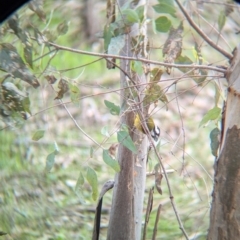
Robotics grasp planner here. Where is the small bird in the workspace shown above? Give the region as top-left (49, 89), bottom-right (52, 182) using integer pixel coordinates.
top-left (134, 114), bottom-right (160, 143)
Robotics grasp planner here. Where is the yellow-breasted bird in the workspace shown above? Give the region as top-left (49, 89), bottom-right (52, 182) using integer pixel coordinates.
top-left (134, 114), bottom-right (160, 143)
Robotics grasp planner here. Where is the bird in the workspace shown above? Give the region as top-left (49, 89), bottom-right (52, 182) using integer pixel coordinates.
top-left (134, 114), bottom-right (160, 143)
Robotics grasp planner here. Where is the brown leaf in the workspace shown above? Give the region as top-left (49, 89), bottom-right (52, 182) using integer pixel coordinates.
top-left (0, 43), bottom-right (40, 88)
top-left (163, 22), bottom-right (183, 74)
top-left (154, 163), bottom-right (163, 195)
top-left (28, 0), bottom-right (46, 21)
top-left (54, 79), bottom-right (69, 99)
top-left (108, 143), bottom-right (118, 157)
top-left (45, 75), bottom-right (57, 84)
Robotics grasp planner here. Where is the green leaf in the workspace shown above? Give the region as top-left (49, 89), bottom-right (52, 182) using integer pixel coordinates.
top-left (45, 151), bottom-right (56, 172)
top-left (75, 171), bottom-right (85, 203)
top-left (122, 9), bottom-right (139, 24)
top-left (131, 61), bottom-right (143, 75)
top-left (103, 149), bottom-right (120, 172)
top-left (175, 55), bottom-right (193, 73)
top-left (199, 107), bottom-right (221, 127)
top-left (32, 129), bottom-right (45, 141)
top-left (86, 167), bottom-right (98, 201)
top-left (155, 16), bottom-right (172, 32)
top-left (153, 3), bottom-right (176, 18)
top-left (218, 10), bottom-right (226, 31)
top-left (21, 96), bottom-right (31, 115)
top-left (75, 171), bottom-right (85, 191)
top-left (210, 128), bottom-right (220, 157)
top-left (136, 5), bottom-right (144, 22)
top-left (117, 130), bottom-right (137, 153)
top-left (104, 24), bottom-right (113, 51)
top-left (101, 126), bottom-right (110, 137)
top-left (104, 100), bottom-right (120, 115)
top-left (68, 83), bottom-right (80, 104)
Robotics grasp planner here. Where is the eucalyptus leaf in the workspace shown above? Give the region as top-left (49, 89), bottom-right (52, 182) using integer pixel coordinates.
top-left (199, 107), bottom-right (221, 127)
top-left (103, 149), bottom-right (120, 172)
top-left (86, 167), bottom-right (98, 201)
top-left (117, 130), bottom-right (137, 153)
top-left (32, 129), bottom-right (45, 141)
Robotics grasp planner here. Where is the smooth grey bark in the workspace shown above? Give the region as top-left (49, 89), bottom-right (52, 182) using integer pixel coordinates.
top-left (107, 0), bottom-right (147, 240)
top-left (207, 45), bottom-right (240, 239)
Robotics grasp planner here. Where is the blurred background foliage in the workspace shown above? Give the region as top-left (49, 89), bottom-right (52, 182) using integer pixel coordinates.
top-left (0, 0), bottom-right (239, 239)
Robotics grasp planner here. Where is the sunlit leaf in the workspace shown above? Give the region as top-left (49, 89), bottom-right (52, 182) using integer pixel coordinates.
top-left (199, 107), bottom-right (221, 127)
top-left (68, 83), bottom-right (80, 104)
top-left (101, 126), bottom-right (110, 137)
top-left (103, 149), bottom-right (120, 172)
top-left (32, 129), bottom-right (45, 141)
top-left (210, 128), bottom-right (220, 157)
top-left (86, 167), bottom-right (98, 201)
top-left (104, 100), bottom-right (120, 115)
top-left (155, 16), bottom-right (172, 33)
top-left (117, 130), bottom-right (137, 153)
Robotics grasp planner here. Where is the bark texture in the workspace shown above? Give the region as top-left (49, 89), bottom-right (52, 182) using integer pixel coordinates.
top-left (208, 45), bottom-right (240, 239)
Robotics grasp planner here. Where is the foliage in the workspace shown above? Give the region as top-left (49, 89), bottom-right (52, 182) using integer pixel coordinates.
top-left (0, 0), bottom-right (239, 239)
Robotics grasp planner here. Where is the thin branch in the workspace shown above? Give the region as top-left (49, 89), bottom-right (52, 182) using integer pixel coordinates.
top-left (59, 99), bottom-right (102, 148)
top-left (174, 84), bottom-right (186, 172)
top-left (145, 130), bottom-right (190, 239)
top-left (46, 41), bottom-right (227, 73)
top-left (142, 187), bottom-right (154, 240)
top-left (152, 204), bottom-right (162, 240)
top-left (175, 0), bottom-right (233, 60)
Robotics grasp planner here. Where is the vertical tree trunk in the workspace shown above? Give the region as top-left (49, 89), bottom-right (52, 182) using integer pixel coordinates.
top-left (208, 45), bottom-right (240, 239)
top-left (107, 0), bottom-right (147, 239)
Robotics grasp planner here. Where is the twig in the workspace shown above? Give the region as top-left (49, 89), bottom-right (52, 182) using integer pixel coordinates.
top-left (146, 169), bottom-right (175, 176)
top-left (174, 0), bottom-right (233, 60)
top-left (174, 84), bottom-right (186, 172)
top-left (59, 99), bottom-right (102, 148)
top-left (152, 204), bottom-right (162, 240)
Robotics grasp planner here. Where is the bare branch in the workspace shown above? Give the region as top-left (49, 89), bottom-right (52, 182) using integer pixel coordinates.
top-left (175, 0), bottom-right (233, 60)
top-left (46, 41), bottom-right (227, 73)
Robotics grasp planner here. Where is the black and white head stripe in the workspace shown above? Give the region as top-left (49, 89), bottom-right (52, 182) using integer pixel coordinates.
top-left (150, 126), bottom-right (160, 142)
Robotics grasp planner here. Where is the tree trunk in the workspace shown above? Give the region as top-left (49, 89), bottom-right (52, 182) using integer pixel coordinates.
top-left (207, 45), bottom-right (240, 239)
top-left (107, 0), bottom-right (147, 239)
